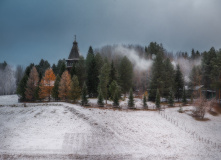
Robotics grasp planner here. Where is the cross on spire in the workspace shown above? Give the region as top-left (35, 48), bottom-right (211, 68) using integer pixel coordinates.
top-left (74, 35), bottom-right (76, 42)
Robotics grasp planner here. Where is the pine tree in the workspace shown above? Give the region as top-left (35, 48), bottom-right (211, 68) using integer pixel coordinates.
top-left (52, 64), bottom-right (57, 75)
top-left (70, 63), bottom-right (76, 78)
top-left (17, 63), bottom-right (34, 101)
top-left (75, 56), bottom-right (86, 88)
top-left (168, 88), bottom-right (174, 107)
top-left (201, 47), bottom-right (217, 89)
top-left (15, 65), bottom-right (24, 87)
top-left (36, 59), bottom-right (50, 80)
top-left (0, 61), bottom-right (7, 70)
top-left (17, 75), bottom-right (28, 101)
top-left (69, 75), bottom-right (81, 103)
top-left (148, 52), bottom-right (164, 101)
top-left (109, 80), bottom-right (118, 100)
top-left (128, 88), bottom-right (135, 109)
top-left (97, 88), bottom-right (104, 106)
top-left (109, 60), bottom-right (116, 84)
top-left (39, 68), bottom-right (56, 101)
top-left (95, 53), bottom-right (104, 74)
top-left (119, 56), bottom-right (133, 96)
top-left (52, 75), bottom-right (60, 101)
top-left (58, 70), bottom-right (71, 101)
top-left (189, 66), bottom-right (202, 89)
top-left (163, 58), bottom-right (175, 98)
top-left (174, 65), bottom-right (184, 102)
top-left (59, 61), bottom-right (66, 77)
top-left (81, 82), bottom-right (88, 106)
top-left (86, 46), bottom-right (98, 97)
top-left (155, 89), bottom-right (161, 110)
top-left (98, 63), bottom-right (110, 104)
top-left (113, 88), bottom-right (120, 107)
top-left (25, 66), bottom-right (39, 101)
top-left (143, 95), bottom-right (148, 109)
top-left (191, 49), bottom-right (196, 59)
top-left (182, 87), bottom-right (187, 105)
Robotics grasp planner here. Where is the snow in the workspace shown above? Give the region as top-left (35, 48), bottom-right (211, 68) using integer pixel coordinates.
top-left (0, 95), bottom-right (221, 159)
top-left (0, 95), bottom-right (19, 105)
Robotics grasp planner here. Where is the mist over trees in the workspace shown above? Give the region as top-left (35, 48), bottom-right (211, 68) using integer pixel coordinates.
top-left (0, 40), bottom-right (219, 106)
top-left (0, 64), bottom-right (16, 95)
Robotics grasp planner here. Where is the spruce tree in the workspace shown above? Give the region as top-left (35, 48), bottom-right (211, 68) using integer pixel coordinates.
top-left (70, 63), bottom-right (76, 78)
top-left (143, 95), bottom-right (148, 109)
top-left (119, 56), bottom-right (133, 96)
top-left (148, 52), bottom-right (165, 101)
top-left (95, 53), bottom-right (104, 74)
top-left (163, 58), bottom-right (175, 98)
top-left (182, 87), bottom-right (187, 105)
top-left (17, 63), bottom-right (34, 101)
top-left (168, 88), bottom-right (174, 107)
top-left (109, 80), bottom-right (118, 100)
top-left (81, 82), bottom-right (88, 106)
top-left (52, 75), bottom-right (60, 101)
top-left (36, 59), bottom-right (50, 80)
top-left (59, 61), bottom-right (66, 77)
top-left (69, 75), bottom-right (81, 103)
top-left (191, 49), bottom-right (196, 59)
top-left (128, 88), bottom-right (135, 109)
top-left (113, 88), bottom-right (120, 107)
top-left (98, 63), bottom-right (110, 104)
top-left (86, 46), bottom-right (98, 97)
top-left (201, 47), bottom-right (217, 89)
top-left (17, 75), bottom-right (28, 101)
top-left (52, 64), bottom-right (57, 76)
top-left (189, 66), bottom-right (201, 89)
top-left (109, 60), bottom-right (116, 84)
top-left (97, 88), bottom-right (104, 106)
top-left (75, 56), bottom-right (86, 88)
top-left (155, 89), bottom-right (161, 110)
top-left (174, 65), bottom-right (184, 102)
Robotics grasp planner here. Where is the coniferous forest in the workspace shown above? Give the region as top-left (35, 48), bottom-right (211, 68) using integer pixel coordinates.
top-left (1, 42), bottom-right (220, 108)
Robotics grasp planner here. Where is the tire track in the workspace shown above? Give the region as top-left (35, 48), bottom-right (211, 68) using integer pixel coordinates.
top-left (62, 105), bottom-right (132, 157)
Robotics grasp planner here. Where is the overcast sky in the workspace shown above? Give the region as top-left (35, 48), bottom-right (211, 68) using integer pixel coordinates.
top-left (0, 0), bottom-right (221, 67)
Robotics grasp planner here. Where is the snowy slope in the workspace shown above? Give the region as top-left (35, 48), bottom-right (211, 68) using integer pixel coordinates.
top-left (0, 95), bottom-right (221, 159)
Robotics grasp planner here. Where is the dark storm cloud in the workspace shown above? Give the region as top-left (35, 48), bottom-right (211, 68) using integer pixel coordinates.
top-left (0, 0), bottom-right (220, 66)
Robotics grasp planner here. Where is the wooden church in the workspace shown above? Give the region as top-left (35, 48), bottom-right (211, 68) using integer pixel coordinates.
top-left (66, 36), bottom-right (80, 71)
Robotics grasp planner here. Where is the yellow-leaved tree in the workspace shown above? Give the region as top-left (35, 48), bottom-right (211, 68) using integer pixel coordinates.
top-left (39, 68), bottom-right (56, 101)
top-left (25, 66), bottom-right (39, 101)
top-left (59, 70), bottom-right (71, 101)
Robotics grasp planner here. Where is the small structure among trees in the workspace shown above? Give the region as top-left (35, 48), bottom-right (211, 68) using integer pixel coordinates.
top-left (66, 35), bottom-right (80, 71)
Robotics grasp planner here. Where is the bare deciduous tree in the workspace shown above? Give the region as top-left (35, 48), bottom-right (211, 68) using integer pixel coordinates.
top-left (193, 96), bottom-right (215, 119)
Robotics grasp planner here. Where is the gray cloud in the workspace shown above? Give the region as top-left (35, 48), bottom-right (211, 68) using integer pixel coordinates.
top-left (0, 0), bottom-right (220, 66)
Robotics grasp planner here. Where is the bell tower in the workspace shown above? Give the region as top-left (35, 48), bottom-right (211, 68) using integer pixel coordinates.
top-left (66, 35), bottom-right (80, 70)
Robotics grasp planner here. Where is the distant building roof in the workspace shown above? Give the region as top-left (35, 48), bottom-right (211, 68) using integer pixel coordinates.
top-left (68, 36), bottom-right (80, 60)
top-left (193, 85), bottom-right (204, 90)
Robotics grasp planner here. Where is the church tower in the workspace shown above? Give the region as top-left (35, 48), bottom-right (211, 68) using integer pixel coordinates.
top-left (66, 35), bottom-right (80, 70)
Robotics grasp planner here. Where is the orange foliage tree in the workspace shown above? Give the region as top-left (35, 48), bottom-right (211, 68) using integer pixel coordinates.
top-left (59, 70), bottom-right (71, 101)
top-left (25, 66), bottom-right (39, 101)
top-left (39, 68), bottom-right (56, 101)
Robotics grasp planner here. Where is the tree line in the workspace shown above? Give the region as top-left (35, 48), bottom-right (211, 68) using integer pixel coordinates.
top-left (2, 42), bottom-right (221, 106)
top-left (16, 46), bottom-right (133, 104)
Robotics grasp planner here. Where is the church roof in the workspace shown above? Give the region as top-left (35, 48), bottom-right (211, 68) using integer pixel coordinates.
top-left (68, 36), bottom-right (80, 60)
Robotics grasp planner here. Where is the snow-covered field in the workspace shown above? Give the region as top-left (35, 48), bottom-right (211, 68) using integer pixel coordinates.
top-left (0, 95), bottom-right (221, 159)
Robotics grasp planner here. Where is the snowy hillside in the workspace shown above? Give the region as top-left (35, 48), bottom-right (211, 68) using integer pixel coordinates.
top-left (0, 95), bottom-right (221, 159)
